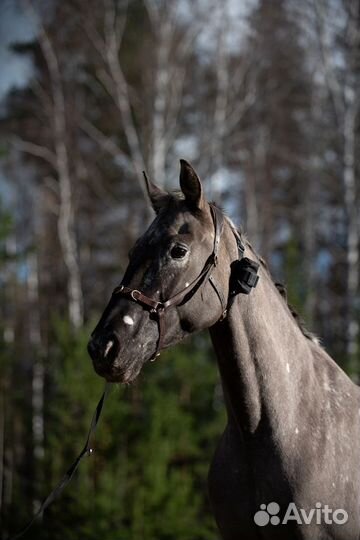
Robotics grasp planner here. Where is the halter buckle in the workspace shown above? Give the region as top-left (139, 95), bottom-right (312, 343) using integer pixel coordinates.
top-left (150, 301), bottom-right (164, 313)
top-left (130, 289), bottom-right (141, 301)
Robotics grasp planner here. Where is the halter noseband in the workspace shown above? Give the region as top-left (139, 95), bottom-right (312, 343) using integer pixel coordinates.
top-left (112, 204), bottom-right (259, 361)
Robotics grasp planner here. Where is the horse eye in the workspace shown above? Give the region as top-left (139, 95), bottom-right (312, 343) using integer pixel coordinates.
top-left (170, 245), bottom-right (188, 259)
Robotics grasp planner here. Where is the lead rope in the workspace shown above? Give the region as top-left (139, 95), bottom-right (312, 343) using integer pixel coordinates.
top-left (8, 382), bottom-right (111, 540)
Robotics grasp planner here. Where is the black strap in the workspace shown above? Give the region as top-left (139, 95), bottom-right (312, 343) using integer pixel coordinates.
top-left (113, 203), bottom-right (225, 360)
top-left (8, 383), bottom-right (111, 540)
top-left (235, 234), bottom-right (245, 259)
top-left (209, 275), bottom-right (227, 319)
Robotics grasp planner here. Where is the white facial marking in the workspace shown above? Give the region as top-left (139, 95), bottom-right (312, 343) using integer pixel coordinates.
top-left (123, 315), bottom-right (134, 326)
top-left (295, 427), bottom-right (299, 435)
top-left (286, 363), bottom-right (290, 373)
top-left (185, 282), bottom-right (189, 287)
top-left (104, 340), bottom-right (114, 357)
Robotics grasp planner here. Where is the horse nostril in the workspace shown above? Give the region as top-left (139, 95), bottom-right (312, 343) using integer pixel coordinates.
top-left (104, 339), bottom-right (114, 358)
top-left (87, 333), bottom-right (120, 363)
top-left (103, 333), bottom-right (120, 362)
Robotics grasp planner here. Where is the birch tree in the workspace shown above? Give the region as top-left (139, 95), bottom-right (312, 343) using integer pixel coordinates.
top-left (12, 3), bottom-right (84, 329)
top-left (312, 0), bottom-right (360, 371)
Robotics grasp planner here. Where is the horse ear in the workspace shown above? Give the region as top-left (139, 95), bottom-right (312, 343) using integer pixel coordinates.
top-left (179, 159), bottom-right (205, 210)
top-left (143, 171), bottom-right (168, 213)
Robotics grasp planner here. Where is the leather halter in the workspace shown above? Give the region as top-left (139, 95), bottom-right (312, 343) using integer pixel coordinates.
top-left (112, 204), bottom-right (226, 360)
top-left (8, 206), bottom-right (259, 540)
top-left (112, 203), bottom-right (259, 362)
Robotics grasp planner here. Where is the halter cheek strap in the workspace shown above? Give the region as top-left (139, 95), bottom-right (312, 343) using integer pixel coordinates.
top-left (113, 204), bottom-right (259, 361)
top-left (113, 205), bottom-right (224, 360)
top-left (7, 210), bottom-right (259, 540)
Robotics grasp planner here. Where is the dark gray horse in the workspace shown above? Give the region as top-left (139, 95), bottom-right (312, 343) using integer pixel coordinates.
top-left (88, 160), bottom-right (360, 540)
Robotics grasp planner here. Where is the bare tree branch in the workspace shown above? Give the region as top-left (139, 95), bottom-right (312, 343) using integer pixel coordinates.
top-left (26, 0), bottom-right (84, 328)
top-left (79, 117), bottom-right (133, 173)
top-left (10, 137), bottom-right (56, 167)
top-left (312, 0), bottom-right (344, 126)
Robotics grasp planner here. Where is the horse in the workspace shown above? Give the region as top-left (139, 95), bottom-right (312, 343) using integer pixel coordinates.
top-left (88, 159), bottom-right (360, 539)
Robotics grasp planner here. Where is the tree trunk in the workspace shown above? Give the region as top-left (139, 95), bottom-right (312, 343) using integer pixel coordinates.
top-left (209, 0), bottom-right (229, 200)
top-left (38, 23), bottom-right (84, 328)
top-left (343, 85), bottom-right (359, 373)
top-left (27, 253), bottom-right (45, 515)
top-left (0, 391), bottom-right (4, 514)
top-left (151, 17), bottom-right (172, 187)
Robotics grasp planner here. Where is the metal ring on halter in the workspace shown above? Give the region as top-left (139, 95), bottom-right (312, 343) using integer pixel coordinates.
top-left (130, 289), bottom-right (141, 301)
top-left (112, 204), bottom-right (228, 361)
top-left (113, 285), bottom-right (124, 295)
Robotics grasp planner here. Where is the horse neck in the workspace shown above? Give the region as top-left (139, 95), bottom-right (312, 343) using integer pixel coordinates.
top-left (209, 236), bottom-right (315, 438)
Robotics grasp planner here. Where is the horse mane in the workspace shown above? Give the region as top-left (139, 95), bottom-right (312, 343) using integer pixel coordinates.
top-left (222, 212), bottom-right (320, 346)
top-left (164, 195), bottom-right (319, 345)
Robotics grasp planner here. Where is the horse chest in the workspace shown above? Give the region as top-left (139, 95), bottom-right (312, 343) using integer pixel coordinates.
top-left (207, 423), bottom-right (360, 540)
top-left (208, 425), bottom-right (297, 539)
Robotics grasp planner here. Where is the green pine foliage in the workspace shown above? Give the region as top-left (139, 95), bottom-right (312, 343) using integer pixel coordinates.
top-left (37, 321), bottom-right (225, 540)
top-left (0, 199), bottom-right (12, 263)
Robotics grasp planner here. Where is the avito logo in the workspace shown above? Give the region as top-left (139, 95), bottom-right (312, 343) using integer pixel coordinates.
top-left (254, 502), bottom-right (348, 526)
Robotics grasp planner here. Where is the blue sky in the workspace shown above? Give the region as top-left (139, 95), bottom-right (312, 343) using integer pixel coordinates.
top-left (0, 0), bottom-right (38, 204)
top-left (0, 0), bottom-right (37, 101)
top-left (0, 0), bottom-right (254, 102)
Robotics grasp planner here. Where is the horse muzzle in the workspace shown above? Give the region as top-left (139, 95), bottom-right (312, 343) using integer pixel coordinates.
top-left (88, 331), bottom-right (121, 375)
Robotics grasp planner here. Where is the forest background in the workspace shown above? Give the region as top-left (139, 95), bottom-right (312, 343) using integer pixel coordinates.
top-left (0, 0), bottom-right (359, 538)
